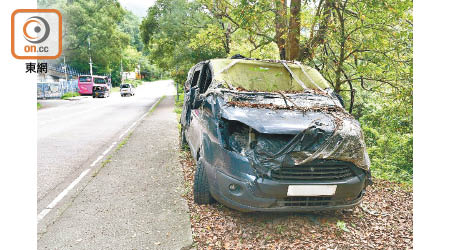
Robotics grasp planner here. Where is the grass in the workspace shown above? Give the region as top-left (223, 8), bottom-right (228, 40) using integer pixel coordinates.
top-left (174, 85), bottom-right (184, 139)
top-left (37, 102), bottom-right (42, 110)
top-left (111, 87), bottom-right (120, 93)
top-left (175, 92), bottom-right (184, 115)
top-left (149, 96), bottom-right (166, 114)
top-left (61, 92), bottom-right (80, 100)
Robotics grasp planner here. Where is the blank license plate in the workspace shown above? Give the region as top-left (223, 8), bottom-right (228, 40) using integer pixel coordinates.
top-left (287, 185), bottom-right (337, 196)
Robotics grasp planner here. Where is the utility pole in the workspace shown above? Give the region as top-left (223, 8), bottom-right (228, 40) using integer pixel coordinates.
top-left (120, 58), bottom-right (123, 84)
top-left (63, 56), bottom-right (70, 96)
top-left (88, 37), bottom-right (93, 76)
top-left (63, 56), bottom-right (68, 82)
top-left (176, 65), bottom-right (179, 101)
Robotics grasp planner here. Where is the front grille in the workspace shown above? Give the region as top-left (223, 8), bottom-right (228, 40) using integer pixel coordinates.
top-left (271, 160), bottom-right (355, 181)
top-left (280, 196), bottom-right (332, 207)
top-left (276, 191), bottom-right (364, 208)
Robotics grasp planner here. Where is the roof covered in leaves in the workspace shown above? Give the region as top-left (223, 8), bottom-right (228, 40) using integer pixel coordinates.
top-left (209, 59), bottom-right (330, 92)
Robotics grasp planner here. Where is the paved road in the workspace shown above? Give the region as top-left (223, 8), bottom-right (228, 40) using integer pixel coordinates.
top-left (38, 96), bottom-right (192, 250)
top-left (37, 80), bottom-right (175, 216)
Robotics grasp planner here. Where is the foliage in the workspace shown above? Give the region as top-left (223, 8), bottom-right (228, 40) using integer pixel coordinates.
top-left (140, 0), bottom-right (226, 84)
top-left (61, 91), bottom-right (80, 99)
top-left (119, 10), bottom-right (144, 52)
top-left (59, 0), bottom-right (129, 74)
top-left (123, 79), bottom-right (143, 87)
top-left (175, 92), bottom-right (185, 115)
top-left (336, 220), bottom-right (350, 233)
top-left (38, 0), bottom-right (159, 86)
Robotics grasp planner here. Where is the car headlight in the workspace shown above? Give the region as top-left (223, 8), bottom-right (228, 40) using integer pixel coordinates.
top-left (220, 119), bottom-right (255, 155)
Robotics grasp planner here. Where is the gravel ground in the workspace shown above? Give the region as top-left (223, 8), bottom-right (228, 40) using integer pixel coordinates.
top-left (179, 150), bottom-right (413, 249)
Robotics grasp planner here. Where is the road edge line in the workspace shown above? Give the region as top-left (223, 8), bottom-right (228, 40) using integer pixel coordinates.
top-left (37, 95), bottom-right (165, 224)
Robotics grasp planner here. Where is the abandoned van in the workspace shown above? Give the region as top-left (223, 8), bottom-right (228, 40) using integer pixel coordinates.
top-left (181, 58), bottom-right (372, 212)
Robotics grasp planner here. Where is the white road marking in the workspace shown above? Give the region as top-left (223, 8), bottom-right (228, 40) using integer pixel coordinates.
top-left (47, 169), bottom-right (91, 209)
top-left (37, 209), bottom-right (51, 222)
top-left (37, 97), bottom-right (162, 224)
top-left (102, 142), bottom-right (117, 156)
top-left (89, 155), bottom-right (104, 167)
top-left (37, 168), bottom-right (90, 223)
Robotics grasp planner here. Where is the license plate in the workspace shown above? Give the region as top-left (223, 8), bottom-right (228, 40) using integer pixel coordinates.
top-left (287, 185), bottom-right (337, 196)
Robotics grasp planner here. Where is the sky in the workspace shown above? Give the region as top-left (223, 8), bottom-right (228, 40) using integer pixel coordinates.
top-left (118, 0), bottom-right (156, 18)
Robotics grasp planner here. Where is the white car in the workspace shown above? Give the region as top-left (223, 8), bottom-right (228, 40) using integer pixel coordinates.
top-left (120, 83), bottom-right (135, 97)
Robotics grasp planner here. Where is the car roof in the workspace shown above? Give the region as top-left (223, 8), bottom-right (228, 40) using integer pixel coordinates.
top-left (208, 58), bottom-right (330, 91)
top-left (79, 75), bottom-right (106, 78)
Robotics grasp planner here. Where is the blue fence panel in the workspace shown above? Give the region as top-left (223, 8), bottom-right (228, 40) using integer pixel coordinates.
top-left (37, 80), bottom-right (79, 99)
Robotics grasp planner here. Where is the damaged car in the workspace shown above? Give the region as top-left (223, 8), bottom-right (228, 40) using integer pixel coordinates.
top-left (181, 58), bottom-right (372, 212)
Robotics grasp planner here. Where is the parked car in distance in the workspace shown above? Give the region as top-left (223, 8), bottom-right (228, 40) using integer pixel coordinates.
top-left (120, 83), bottom-right (135, 97)
top-left (181, 57), bottom-right (372, 212)
top-left (92, 76), bottom-right (110, 98)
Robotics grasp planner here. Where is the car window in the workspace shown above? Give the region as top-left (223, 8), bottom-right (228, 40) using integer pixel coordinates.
top-left (121, 84), bottom-right (130, 88)
top-left (199, 65), bottom-right (212, 94)
top-left (191, 70), bottom-right (200, 88)
top-left (79, 76), bottom-right (91, 82)
top-left (94, 78), bottom-right (106, 84)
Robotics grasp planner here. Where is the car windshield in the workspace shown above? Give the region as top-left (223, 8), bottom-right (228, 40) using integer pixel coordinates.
top-left (121, 84), bottom-right (130, 88)
top-left (94, 78), bottom-right (106, 84)
top-left (79, 76), bottom-right (91, 82)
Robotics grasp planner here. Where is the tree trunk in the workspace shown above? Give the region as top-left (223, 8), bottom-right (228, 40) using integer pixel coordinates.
top-left (287, 0), bottom-right (301, 60)
top-left (297, 0), bottom-right (332, 62)
top-left (274, 0), bottom-right (287, 60)
top-left (221, 22), bottom-right (231, 54)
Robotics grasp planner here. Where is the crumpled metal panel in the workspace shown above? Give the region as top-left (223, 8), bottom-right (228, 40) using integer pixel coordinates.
top-left (221, 106), bottom-right (335, 135)
top-left (203, 84), bottom-right (370, 174)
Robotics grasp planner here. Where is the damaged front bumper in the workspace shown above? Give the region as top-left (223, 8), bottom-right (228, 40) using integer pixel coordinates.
top-left (202, 145), bottom-right (369, 212)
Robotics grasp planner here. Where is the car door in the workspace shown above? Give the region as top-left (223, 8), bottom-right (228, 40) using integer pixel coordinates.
top-left (185, 65), bottom-right (201, 151)
top-left (184, 64), bottom-right (207, 157)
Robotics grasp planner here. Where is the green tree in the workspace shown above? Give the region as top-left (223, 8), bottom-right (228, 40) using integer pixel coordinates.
top-left (120, 10), bottom-right (144, 52)
top-left (140, 0), bottom-right (226, 83)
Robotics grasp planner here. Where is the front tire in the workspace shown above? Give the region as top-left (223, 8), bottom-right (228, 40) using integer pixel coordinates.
top-left (180, 126), bottom-right (188, 148)
top-left (193, 160), bottom-right (214, 205)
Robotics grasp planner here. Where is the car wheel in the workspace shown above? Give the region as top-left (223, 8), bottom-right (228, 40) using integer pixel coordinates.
top-left (180, 126), bottom-right (188, 148)
top-left (193, 160), bottom-right (214, 205)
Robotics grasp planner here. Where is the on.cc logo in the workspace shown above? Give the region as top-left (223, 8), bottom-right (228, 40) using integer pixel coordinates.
top-left (23, 16), bottom-right (50, 44)
top-left (11, 9), bottom-right (62, 59)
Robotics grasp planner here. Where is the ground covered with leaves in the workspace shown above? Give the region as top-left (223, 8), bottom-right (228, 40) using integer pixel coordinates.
top-left (179, 151), bottom-right (412, 249)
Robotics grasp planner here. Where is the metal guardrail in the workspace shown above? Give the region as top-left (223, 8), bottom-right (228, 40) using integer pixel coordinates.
top-left (37, 80), bottom-right (79, 99)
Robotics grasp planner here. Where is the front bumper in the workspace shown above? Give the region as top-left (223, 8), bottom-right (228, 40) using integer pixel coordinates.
top-left (202, 149), bottom-right (368, 212)
top-left (93, 91), bottom-right (107, 97)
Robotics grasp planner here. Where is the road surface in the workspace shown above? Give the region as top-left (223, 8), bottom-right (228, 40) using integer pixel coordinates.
top-left (37, 80), bottom-right (175, 219)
